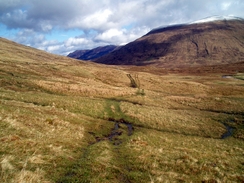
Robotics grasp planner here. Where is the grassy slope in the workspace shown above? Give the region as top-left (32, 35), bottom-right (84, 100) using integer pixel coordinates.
top-left (0, 37), bottom-right (244, 182)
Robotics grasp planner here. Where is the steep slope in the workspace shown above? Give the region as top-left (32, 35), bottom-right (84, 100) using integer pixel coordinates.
top-left (67, 45), bottom-right (118, 60)
top-left (95, 18), bottom-right (244, 67)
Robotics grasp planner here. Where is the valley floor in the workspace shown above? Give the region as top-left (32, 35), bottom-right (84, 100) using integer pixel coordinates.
top-left (0, 50), bottom-right (244, 182)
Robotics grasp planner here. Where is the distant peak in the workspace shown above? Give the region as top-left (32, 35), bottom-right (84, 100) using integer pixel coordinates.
top-left (190, 15), bottom-right (244, 24)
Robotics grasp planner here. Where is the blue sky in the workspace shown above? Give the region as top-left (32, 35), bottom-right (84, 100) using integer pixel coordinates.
top-left (0, 0), bottom-right (244, 55)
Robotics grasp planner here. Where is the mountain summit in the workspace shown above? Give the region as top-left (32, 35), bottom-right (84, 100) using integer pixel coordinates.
top-left (189, 15), bottom-right (243, 24)
top-left (94, 18), bottom-right (244, 68)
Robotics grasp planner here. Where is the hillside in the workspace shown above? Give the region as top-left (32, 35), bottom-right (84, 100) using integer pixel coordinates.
top-left (0, 37), bottom-right (244, 182)
top-left (95, 19), bottom-right (244, 68)
top-left (67, 45), bottom-right (118, 60)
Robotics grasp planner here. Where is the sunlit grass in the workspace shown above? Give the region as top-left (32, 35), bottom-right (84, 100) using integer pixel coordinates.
top-left (124, 129), bottom-right (244, 182)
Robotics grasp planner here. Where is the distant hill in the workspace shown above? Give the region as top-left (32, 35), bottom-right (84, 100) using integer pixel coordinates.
top-left (67, 45), bottom-right (118, 60)
top-left (94, 17), bottom-right (244, 68)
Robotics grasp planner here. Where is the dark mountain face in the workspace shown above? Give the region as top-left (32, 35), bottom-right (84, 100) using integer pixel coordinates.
top-left (94, 19), bottom-right (244, 68)
top-left (67, 45), bottom-right (117, 60)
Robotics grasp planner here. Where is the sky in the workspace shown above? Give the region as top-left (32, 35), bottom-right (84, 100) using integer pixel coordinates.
top-left (0, 0), bottom-right (244, 56)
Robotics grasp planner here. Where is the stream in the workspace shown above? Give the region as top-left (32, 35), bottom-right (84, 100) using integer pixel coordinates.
top-left (107, 118), bottom-right (133, 145)
top-left (90, 118), bottom-right (134, 145)
top-left (90, 115), bottom-right (234, 141)
top-left (221, 123), bottom-right (234, 139)
top-left (108, 118), bottom-right (133, 136)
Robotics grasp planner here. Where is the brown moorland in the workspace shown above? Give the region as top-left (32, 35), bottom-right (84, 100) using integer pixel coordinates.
top-left (0, 37), bottom-right (244, 182)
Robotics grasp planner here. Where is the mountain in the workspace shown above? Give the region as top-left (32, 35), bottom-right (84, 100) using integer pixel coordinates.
top-left (67, 45), bottom-right (118, 60)
top-left (94, 17), bottom-right (244, 68)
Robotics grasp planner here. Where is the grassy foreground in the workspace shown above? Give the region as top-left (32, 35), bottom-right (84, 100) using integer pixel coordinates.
top-left (0, 38), bottom-right (244, 182)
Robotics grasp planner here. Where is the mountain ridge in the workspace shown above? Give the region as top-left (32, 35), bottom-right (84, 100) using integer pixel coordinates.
top-left (94, 18), bottom-right (244, 67)
top-left (67, 45), bottom-right (118, 60)
top-left (149, 15), bottom-right (244, 33)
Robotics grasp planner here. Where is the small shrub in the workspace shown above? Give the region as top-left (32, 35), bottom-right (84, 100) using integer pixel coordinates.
top-left (126, 74), bottom-right (140, 88)
top-left (126, 74), bottom-right (145, 95)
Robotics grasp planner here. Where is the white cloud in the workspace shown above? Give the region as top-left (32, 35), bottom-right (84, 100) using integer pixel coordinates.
top-left (95, 28), bottom-right (125, 43)
top-left (14, 29), bottom-right (45, 45)
top-left (94, 26), bottom-right (150, 45)
top-left (39, 21), bottom-right (53, 32)
top-left (83, 9), bottom-right (113, 29)
top-left (65, 37), bottom-right (89, 47)
top-left (67, 9), bottom-right (115, 30)
top-left (47, 45), bottom-right (62, 52)
top-left (221, 2), bottom-right (232, 10)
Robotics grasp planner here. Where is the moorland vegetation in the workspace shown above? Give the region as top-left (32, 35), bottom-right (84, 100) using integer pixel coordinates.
top-left (0, 37), bottom-right (244, 182)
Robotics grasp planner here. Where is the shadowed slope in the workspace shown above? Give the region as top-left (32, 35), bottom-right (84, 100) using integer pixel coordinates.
top-left (68, 45), bottom-right (118, 60)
